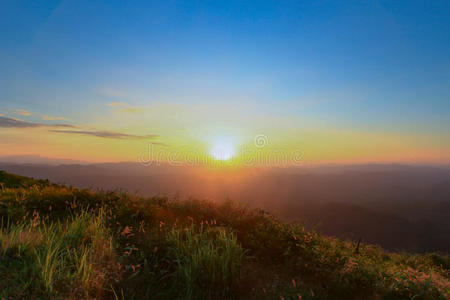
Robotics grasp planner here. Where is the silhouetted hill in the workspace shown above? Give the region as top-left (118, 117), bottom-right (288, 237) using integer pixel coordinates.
top-left (0, 162), bottom-right (449, 253)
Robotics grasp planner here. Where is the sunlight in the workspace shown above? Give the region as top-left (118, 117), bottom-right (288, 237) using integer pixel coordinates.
top-left (209, 136), bottom-right (236, 160)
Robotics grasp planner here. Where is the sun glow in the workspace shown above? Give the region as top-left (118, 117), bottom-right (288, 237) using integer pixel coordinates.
top-left (209, 136), bottom-right (236, 160)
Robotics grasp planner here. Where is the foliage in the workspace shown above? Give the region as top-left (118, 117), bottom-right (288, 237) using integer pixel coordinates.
top-left (0, 171), bottom-right (448, 299)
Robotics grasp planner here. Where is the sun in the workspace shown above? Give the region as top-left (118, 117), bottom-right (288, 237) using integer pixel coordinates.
top-left (209, 136), bottom-right (236, 160)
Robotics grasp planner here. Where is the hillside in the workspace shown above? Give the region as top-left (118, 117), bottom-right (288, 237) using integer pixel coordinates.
top-left (2, 162), bottom-right (450, 253)
top-left (0, 170), bottom-right (448, 299)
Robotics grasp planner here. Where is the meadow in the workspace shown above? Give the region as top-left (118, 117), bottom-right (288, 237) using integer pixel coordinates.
top-left (0, 170), bottom-right (448, 299)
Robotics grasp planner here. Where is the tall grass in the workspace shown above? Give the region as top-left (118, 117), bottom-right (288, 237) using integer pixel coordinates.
top-left (0, 172), bottom-right (448, 299)
top-left (167, 224), bottom-right (246, 299)
top-left (0, 209), bottom-right (116, 299)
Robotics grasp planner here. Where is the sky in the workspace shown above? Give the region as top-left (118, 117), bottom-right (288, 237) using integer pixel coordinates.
top-left (0, 0), bottom-right (449, 165)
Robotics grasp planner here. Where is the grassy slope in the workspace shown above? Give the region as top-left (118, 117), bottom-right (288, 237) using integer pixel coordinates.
top-left (0, 170), bottom-right (448, 299)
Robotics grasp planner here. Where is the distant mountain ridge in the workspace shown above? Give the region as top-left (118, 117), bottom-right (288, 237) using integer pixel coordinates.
top-left (0, 155), bottom-right (90, 165)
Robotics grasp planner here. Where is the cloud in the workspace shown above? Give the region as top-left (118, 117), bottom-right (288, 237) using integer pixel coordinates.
top-left (0, 116), bottom-right (74, 128)
top-left (107, 102), bottom-right (129, 107)
top-left (50, 129), bottom-right (159, 140)
top-left (118, 107), bottom-right (148, 113)
top-left (1, 116), bottom-right (161, 142)
top-left (107, 102), bottom-right (147, 113)
top-left (11, 109), bottom-right (32, 116)
top-left (42, 114), bottom-right (67, 121)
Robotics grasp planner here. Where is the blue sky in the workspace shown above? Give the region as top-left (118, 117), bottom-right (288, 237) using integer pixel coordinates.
top-left (0, 1), bottom-right (449, 163)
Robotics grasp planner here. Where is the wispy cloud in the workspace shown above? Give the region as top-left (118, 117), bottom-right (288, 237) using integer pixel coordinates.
top-left (50, 129), bottom-right (159, 140)
top-left (11, 109), bottom-right (32, 116)
top-left (107, 102), bottom-right (147, 113)
top-left (118, 107), bottom-right (148, 113)
top-left (0, 116), bottom-right (74, 128)
top-left (42, 114), bottom-right (67, 121)
top-left (107, 102), bottom-right (129, 107)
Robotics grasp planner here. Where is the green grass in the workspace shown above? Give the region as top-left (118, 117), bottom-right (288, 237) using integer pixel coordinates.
top-left (167, 224), bottom-right (245, 299)
top-left (0, 171), bottom-right (448, 299)
top-left (0, 209), bottom-right (115, 298)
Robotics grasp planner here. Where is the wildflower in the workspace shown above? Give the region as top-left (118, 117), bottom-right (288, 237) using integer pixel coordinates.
top-left (304, 235), bottom-right (312, 243)
top-left (31, 210), bottom-right (40, 227)
top-left (121, 226), bottom-right (132, 236)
